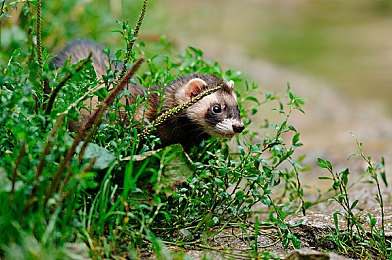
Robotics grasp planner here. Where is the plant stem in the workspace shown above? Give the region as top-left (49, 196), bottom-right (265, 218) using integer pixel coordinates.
top-left (118, 0), bottom-right (148, 81)
top-left (36, 0), bottom-right (43, 87)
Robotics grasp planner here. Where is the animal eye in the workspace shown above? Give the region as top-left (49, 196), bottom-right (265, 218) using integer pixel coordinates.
top-left (212, 105), bottom-right (222, 113)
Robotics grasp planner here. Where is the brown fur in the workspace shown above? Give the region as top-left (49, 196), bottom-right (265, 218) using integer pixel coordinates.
top-left (52, 40), bottom-right (244, 150)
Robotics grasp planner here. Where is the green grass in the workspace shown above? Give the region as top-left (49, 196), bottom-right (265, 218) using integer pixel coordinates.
top-left (0, 0), bottom-right (391, 259)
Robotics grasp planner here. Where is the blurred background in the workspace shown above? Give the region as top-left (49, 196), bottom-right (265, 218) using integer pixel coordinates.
top-left (140, 0), bottom-right (392, 181)
top-left (2, 0), bottom-right (392, 185)
top-left (146, 0), bottom-right (392, 108)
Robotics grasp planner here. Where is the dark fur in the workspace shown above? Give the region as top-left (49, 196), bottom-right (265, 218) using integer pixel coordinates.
top-left (53, 40), bottom-right (109, 77)
top-left (53, 40), bottom-right (244, 150)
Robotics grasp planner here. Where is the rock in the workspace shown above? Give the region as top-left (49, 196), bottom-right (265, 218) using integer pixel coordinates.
top-left (284, 248), bottom-right (347, 260)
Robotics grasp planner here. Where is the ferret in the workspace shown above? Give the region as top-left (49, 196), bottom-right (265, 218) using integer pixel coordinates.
top-left (52, 40), bottom-right (244, 150)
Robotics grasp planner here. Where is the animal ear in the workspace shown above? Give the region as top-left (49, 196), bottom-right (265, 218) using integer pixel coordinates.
top-left (184, 78), bottom-right (208, 99)
top-left (226, 80), bottom-right (234, 90)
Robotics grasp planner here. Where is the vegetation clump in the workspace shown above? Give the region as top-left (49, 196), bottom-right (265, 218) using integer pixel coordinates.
top-left (0, 0), bottom-right (390, 259)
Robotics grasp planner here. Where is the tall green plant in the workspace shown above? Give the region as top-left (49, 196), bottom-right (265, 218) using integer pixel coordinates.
top-left (318, 134), bottom-right (390, 259)
top-left (0, 0), bottom-right (314, 258)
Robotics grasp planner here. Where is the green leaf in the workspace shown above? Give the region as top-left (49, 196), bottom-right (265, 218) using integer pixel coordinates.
top-left (76, 142), bottom-right (116, 170)
top-left (80, 171), bottom-right (98, 189)
top-left (179, 228), bottom-right (194, 240)
top-left (380, 158), bottom-right (388, 187)
top-left (235, 190), bottom-right (245, 201)
top-left (265, 92), bottom-right (271, 99)
top-left (317, 158), bottom-right (327, 168)
top-left (369, 216), bottom-right (377, 227)
top-left (153, 144), bottom-right (194, 197)
top-left (350, 199), bottom-right (359, 210)
top-left (208, 216), bottom-right (219, 227)
top-left (341, 168), bottom-right (350, 186)
top-left (292, 132), bottom-right (300, 145)
top-left (0, 167), bottom-right (22, 192)
top-left (288, 125), bottom-right (297, 132)
top-left (290, 233), bottom-right (301, 249)
top-left (245, 96), bottom-right (260, 104)
top-left (317, 158), bottom-right (332, 171)
top-left (332, 179), bottom-right (340, 190)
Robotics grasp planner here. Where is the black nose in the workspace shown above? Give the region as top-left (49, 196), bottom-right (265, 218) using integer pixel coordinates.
top-left (233, 123), bottom-right (245, 133)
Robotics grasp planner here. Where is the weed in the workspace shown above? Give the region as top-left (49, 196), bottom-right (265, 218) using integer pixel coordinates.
top-left (1, 2), bottom-right (304, 256)
top-left (318, 133), bottom-right (391, 259)
top-left (3, 0), bottom-right (390, 259)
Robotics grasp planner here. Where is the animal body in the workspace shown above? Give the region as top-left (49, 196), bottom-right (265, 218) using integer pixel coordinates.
top-left (52, 40), bottom-right (244, 150)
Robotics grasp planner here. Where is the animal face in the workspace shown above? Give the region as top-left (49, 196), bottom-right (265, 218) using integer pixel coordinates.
top-left (180, 76), bottom-right (245, 138)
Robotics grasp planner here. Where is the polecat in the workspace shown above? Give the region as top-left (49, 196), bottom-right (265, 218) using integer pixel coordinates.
top-left (52, 40), bottom-right (244, 150)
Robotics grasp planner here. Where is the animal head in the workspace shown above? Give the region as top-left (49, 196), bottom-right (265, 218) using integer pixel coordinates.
top-left (171, 74), bottom-right (245, 139)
